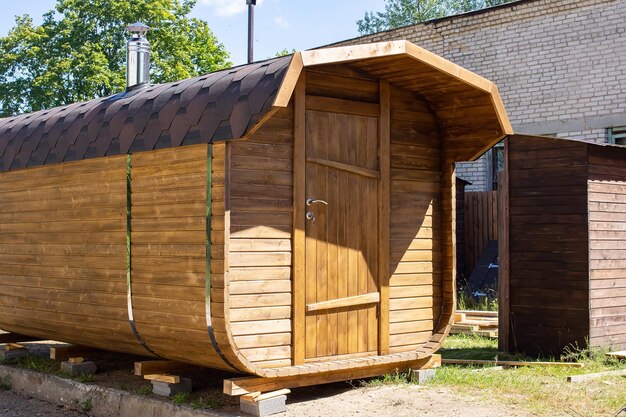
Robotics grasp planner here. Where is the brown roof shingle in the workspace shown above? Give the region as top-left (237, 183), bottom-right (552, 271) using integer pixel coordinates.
top-left (0, 55), bottom-right (292, 172)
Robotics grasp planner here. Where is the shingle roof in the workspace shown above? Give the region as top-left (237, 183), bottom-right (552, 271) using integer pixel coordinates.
top-left (0, 55), bottom-right (293, 172)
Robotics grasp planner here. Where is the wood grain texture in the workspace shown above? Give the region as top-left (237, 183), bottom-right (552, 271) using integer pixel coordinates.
top-left (387, 86), bottom-right (442, 353)
top-left (228, 105), bottom-right (295, 367)
top-left (0, 156), bottom-right (146, 356)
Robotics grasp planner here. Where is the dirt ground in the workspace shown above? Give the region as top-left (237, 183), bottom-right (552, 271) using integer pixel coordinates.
top-left (282, 383), bottom-right (532, 417)
top-left (0, 338), bottom-right (536, 417)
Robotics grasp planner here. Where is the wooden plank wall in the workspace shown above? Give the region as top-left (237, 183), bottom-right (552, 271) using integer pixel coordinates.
top-left (0, 156), bottom-right (145, 355)
top-left (464, 191), bottom-right (498, 275)
top-left (507, 137), bottom-right (589, 354)
top-left (587, 146), bottom-right (626, 350)
top-left (130, 144), bottom-right (228, 369)
top-left (388, 87), bottom-right (442, 354)
top-left (228, 105), bottom-right (295, 369)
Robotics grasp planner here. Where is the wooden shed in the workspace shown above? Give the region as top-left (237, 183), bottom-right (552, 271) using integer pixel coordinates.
top-left (0, 41), bottom-right (511, 391)
top-left (499, 134), bottom-right (626, 355)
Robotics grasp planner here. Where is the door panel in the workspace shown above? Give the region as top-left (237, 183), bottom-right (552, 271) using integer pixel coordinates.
top-left (304, 109), bottom-right (380, 360)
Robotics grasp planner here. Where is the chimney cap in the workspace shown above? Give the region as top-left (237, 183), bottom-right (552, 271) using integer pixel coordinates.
top-left (125, 22), bottom-right (151, 35)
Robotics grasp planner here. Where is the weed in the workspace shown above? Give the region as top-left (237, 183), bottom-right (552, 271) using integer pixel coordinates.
top-left (70, 397), bottom-right (93, 414)
top-left (457, 290), bottom-right (498, 311)
top-left (76, 373), bottom-right (95, 383)
top-left (0, 375), bottom-right (11, 390)
top-left (16, 355), bottom-right (59, 374)
top-left (80, 398), bottom-right (93, 413)
top-left (133, 385), bottom-right (152, 395)
top-left (172, 392), bottom-right (191, 405)
top-left (189, 391), bottom-right (226, 410)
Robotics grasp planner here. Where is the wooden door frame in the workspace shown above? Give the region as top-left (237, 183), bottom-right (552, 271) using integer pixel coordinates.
top-left (292, 75), bottom-right (390, 365)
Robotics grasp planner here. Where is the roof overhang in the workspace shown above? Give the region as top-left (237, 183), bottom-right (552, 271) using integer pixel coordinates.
top-left (272, 41), bottom-right (513, 162)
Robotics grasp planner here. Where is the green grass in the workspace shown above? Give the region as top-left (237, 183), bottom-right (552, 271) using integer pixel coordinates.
top-left (370, 334), bottom-right (626, 416)
top-left (75, 373), bottom-right (95, 383)
top-left (456, 290), bottom-right (498, 311)
top-left (169, 389), bottom-right (226, 410)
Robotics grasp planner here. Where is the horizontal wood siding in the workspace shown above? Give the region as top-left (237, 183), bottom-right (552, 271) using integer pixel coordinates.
top-left (507, 137), bottom-right (589, 355)
top-left (0, 157), bottom-right (146, 355)
top-left (229, 105), bottom-right (294, 368)
top-left (587, 146), bottom-right (626, 350)
top-left (130, 144), bottom-right (229, 369)
top-left (388, 86), bottom-right (442, 353)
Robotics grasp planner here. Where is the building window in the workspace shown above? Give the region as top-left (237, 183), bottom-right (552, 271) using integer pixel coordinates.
top-left (608, 126), bottom-right (626, 145)
top-left (491, 141), bottom-right (505, 190)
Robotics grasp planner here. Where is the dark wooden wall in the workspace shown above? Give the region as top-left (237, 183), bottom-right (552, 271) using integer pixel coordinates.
top-left (507, 136), bottom-right (589, 355)
top-left (587, 146), bottom-right (626, 350)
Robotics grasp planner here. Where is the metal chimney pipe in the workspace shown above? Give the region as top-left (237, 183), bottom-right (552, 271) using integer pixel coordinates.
top-left (125, 22), bottom-right (152, 90)
top-left (247, 0), bottom-right (256, 63)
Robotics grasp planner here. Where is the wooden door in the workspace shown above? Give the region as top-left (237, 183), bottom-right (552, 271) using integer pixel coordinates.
top-left (304, 110), bottom-right (380, 361)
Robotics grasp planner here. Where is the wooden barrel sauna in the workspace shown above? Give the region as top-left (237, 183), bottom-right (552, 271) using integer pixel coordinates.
top-left (0, 41), bottom-right (512, 380)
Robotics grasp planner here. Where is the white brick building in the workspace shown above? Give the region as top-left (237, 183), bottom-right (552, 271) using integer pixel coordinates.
top-left (335, 0), bottom-right (626, 190)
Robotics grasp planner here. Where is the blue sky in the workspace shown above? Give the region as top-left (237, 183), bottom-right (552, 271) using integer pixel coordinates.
top-left (0, 0), bottom-right (384, 65)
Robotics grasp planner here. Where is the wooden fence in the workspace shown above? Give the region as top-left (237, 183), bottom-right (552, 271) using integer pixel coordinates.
top-left (464, 191), bottom-right (498, 275)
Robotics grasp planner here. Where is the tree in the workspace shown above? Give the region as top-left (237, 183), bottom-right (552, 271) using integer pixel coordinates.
top-left (357, 0), bottom-right (513, 35)
top-left (0, 0), bottom-right (231, 117)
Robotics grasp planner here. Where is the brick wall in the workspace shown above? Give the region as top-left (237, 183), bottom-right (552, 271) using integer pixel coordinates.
top-left (334, 0), bottom-right (626, 190)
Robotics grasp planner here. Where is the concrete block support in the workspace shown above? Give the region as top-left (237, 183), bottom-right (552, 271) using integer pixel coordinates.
top-left (151, 377), bottom-right (192, 397)
top-left (60, 361), bottom-right (98, 377)
top-left (0, 348), bottom-right (29, 363)
top-left (411, 368), bottom-right (437, 385)
top-left (240, 395), bottom-right (287, 417)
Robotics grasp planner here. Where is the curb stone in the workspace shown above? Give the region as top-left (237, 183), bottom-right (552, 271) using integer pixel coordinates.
top-left (0, 365), bottom-right (235, 417)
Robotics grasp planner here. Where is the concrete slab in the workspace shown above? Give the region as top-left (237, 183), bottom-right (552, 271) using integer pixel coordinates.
top-left (240, 395), bottom-right (287, 417)
top-left (61, 360), bottom-right (98, 376)
top-left (0, 364), bottom-right (225, 417)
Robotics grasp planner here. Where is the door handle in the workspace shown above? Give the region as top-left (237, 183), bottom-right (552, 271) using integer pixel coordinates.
top-left (306, 198), bottom-right (328, 206)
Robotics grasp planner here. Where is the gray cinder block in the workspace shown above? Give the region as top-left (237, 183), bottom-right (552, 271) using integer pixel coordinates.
top-left (240, 395), bottom-right (287, 417)
top-left (151, 377), bottom-right (192, 397)
top-left (411, 368), bottom-right (437, 385)
top-left (0, 348), bottom-right (29, 363)
top-left (60, 360), bottom-right (98, 377)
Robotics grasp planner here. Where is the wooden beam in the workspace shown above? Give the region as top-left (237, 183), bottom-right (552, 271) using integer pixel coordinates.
top-left (567, 369), bottom-right (626, 383)
top-left (0, 333), bottom-right (43, 344)
top-left (134, 360), bottom-right (197, 376)
top-left (273, 52), bottom-right (304, 108)
top-left (305, 96), bottom-right (380, 117)
top-left (306, 157), bottom-right (379, 179)
top-left (50, 345), bottom-right (103, 361)
top-left (306, 292), bottom-right (380, 312)
top-left (378, 80), bottom-right (391, 356)
top-left (498, 137), bottom-right (511, 352)
top-left (443, 359), bottom-right (584, 368)
top-left (292, 73), bottom-right (306, 365)
top-left (144, 374), bottom-right (181, 384)
top-left (224, 354), bottom-right (439, 396)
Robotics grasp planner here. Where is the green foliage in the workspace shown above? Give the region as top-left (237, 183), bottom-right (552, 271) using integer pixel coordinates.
top-left (0, 375), bottom-right (11, 391)
top-left (172, 392), bottom-right (191, 405)
top-left (0, 0), bottom-right (231, 117)
top-left (70, 397), bottom-right (93, 413)
top-left (275, 48), bottom-right (296, 57)
top-left (357, 0), bottom-right (514, 35)
top-left (76, 373), bottom-right (95, 383)
top-left (457, 290), bottom-right (498, 311)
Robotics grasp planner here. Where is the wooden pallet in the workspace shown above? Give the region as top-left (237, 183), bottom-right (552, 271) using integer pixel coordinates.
top-left (451, 310), bottom-right (498, 337)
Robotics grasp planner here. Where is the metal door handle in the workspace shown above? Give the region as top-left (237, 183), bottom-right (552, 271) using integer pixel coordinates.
top-left (306, 198), bottom-right (328, 206)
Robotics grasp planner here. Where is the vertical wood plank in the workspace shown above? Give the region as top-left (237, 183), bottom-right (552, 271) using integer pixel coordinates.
top-left (378, 81), bottom-right (390, 355)
top-left (293, 75), bottom-right (306, 365)
top-left (498, 138), bottom-right (510, 352)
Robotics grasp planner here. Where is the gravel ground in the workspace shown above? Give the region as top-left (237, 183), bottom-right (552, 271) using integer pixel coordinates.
top-left (0, 391), bottom-right (85, 417)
